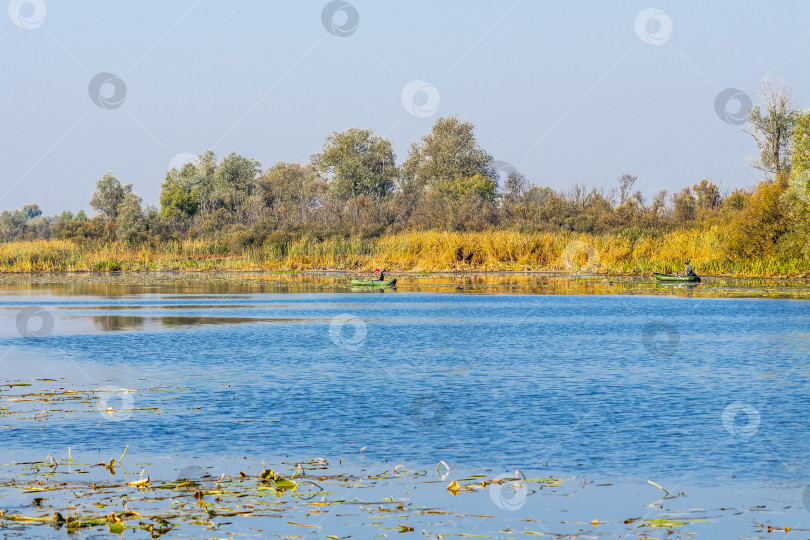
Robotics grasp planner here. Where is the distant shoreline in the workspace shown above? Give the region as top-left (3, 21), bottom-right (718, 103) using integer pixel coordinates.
top-left (2, 268), bottom-right (809, 284)
top-left (0, 268), bottom-right (808, 278)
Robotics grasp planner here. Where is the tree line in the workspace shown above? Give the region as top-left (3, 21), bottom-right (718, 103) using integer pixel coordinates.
top-left (3, 80), bottom-right (810, 264)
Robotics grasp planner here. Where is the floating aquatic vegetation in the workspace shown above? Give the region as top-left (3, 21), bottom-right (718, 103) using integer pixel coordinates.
top-left (0, 451), bottom-right (734, 540)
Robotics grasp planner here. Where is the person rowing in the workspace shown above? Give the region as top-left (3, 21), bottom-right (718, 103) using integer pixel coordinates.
top-left (373, 268), bottom-right (385, 282)
top-left (678, 262), bottom-right (696, 277)
top-left (653, 263), bottom-right (700, 282)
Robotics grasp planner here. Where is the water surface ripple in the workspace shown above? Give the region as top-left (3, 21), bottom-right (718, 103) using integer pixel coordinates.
top-left (2, 282), bottom-right (808, 489)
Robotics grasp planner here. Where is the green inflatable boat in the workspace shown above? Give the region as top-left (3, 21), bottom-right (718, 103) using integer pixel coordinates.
top-left (350, 278), bottom-right (397, 287)
top-left (653, 272), bottom-right (700, 282)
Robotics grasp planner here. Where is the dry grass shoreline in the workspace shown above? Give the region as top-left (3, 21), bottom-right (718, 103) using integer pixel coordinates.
top-left (0, 229), bottom-right (807, 277)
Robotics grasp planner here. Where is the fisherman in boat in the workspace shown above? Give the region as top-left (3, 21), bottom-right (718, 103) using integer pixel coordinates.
top-left (681, 262), bottom-right (696, 277)
top-left (373, 268), bottom-right (385, 282)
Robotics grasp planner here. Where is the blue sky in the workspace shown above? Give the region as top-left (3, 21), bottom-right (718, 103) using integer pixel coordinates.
top-left (2, 0), bottom-right (810, 215)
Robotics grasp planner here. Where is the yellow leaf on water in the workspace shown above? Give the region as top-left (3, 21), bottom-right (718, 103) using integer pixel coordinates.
top-left (446, 481), bottom-right (460, 495)
top-left (287, 521), bottom-right (317, 528)
top-left (126, 477), bottom-right (150, 487)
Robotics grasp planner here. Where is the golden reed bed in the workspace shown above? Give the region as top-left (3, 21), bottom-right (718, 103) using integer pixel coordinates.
top-left (0, 228), bottom-right (805, 277)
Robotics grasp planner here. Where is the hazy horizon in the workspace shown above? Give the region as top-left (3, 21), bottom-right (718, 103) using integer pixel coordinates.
top-left (3, 0), bottom-right (810, 215)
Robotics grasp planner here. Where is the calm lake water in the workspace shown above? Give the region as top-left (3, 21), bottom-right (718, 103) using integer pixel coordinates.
top-left (1, 273), bottom-right (809, 538)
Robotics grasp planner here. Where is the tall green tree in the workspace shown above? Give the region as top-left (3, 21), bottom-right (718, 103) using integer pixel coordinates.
top-left (89, 172), bottom-right (132, 221)
top-left (746, 79), bottom-right (799, 177)
top-left (402, 116), bottom-right (496, 193)
top-left (194, 150), bottom-right (219, 216)
top-left (791, 111), bottom-right (810, 174)
top-left (115, 192), bottom-right (147, 243)
top-left (785, 111), bottom-right (810, 253)
top-left (311, 128), bottom-right (397, 201)
top-left (692, 179), bottom-right (722, 210)
top-left (673, 188), bottom-right (696, 224)
top-left (254, 162), bottom-right (316, 228)
top-left (212, 152), bottom-right (261, 220)
top-left (502, 170), bottom-right (528, 211)
top-left (0, 205), bottom-right (44, 240)
top-left (159, 162), bottom-right (201, 220)
top-left (21, 204), bottom-right (42, 220)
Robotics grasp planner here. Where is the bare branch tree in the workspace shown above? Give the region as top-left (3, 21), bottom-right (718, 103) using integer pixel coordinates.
top-left (745, 79), bottom-right (799, 178)
top-left (617, 173), bottom-right (637, 205)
